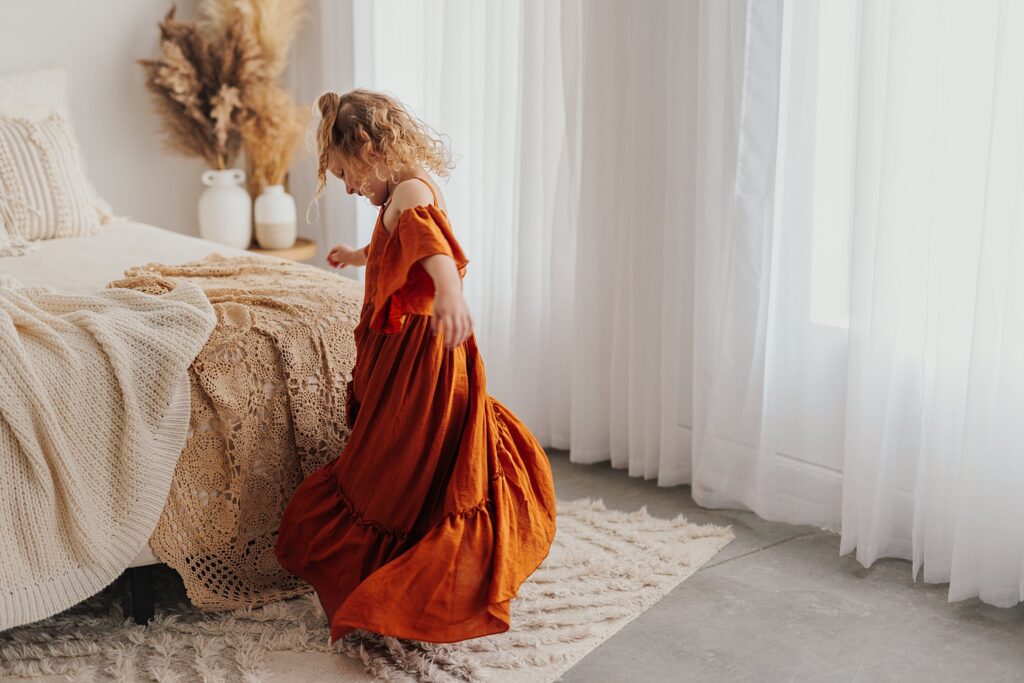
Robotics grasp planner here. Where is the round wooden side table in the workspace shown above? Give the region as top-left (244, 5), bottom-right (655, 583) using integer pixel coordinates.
top-left (248, 237), bottom-right (318, 263)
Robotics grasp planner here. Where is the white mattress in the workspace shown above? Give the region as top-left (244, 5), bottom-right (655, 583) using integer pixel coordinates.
top-left (0, 220), bottom-right (274, 568)
top-left (0, 219), bottom-right (261, 293)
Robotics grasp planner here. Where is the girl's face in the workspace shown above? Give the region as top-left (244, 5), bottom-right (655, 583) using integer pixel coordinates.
top-left (327, 147), bottom-right (390, 206)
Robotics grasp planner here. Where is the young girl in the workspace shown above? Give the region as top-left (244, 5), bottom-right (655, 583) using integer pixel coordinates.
top-left (274, 89), bottom-right (556, 644)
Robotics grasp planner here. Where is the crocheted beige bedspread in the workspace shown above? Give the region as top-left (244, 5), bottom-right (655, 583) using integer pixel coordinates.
top-left (109, 253), bottom-right (362, 610)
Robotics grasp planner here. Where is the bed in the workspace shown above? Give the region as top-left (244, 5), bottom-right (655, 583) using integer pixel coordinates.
top-left (0, 218), bottom-right (362, 625)
top-left (0, 219), bottom-right (257, 300)
top-left (0, 64), bottom-right (365, 630)
top-left (1, 220), bottom-right (261, 572)
top-left (0, 221), bottom-right (243, 620)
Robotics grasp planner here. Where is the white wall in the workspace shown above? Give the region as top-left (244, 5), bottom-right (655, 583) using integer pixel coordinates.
top-left (0, 0), bottom-right (352, 258)
top-left (0, 0), bottom-right (212, 236)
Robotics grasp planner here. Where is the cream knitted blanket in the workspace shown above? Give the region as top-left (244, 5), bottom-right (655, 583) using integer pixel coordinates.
top-left (0, 273), bottom-right (216, 630)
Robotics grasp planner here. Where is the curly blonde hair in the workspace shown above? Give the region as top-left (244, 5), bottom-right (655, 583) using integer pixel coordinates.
top-left (311, 89), bottom-right (454, 203)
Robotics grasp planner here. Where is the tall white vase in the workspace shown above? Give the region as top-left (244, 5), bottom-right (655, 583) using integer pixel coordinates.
top-left (254, 184), bottom-right (297, 249)
top-left (198, 169), bottom-right (252, 249)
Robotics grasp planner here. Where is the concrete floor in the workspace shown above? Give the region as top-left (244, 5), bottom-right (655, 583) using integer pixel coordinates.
top-left (546, 449), bottom-right (1024, 682)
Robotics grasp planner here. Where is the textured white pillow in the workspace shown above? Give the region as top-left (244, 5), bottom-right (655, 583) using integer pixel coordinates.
top-left (0, 66), bottom-right (114, 222)
top-left (0, 111), bottom-right (103, 241)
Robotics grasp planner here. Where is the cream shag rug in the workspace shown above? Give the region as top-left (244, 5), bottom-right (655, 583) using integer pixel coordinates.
top-left (0, 499), bottom-right (733, 682)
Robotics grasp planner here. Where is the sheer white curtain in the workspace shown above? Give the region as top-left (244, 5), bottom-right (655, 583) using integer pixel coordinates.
top-left (312, 0), bottom-right (1024, 606)
top-left (566, 0), bottom-right (699, 482)
top-left (348, 0), bottom-right (701, 476)
top-left (821, 0), bottom-right (1024, 606)
top-left (347, 0), bottom-right (571, 447)
top-left (700, 0), bottom-right (1024, 605)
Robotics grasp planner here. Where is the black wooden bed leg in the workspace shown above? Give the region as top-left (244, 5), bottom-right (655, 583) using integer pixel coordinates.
top-left (127, 565), bottom-right (154, 625)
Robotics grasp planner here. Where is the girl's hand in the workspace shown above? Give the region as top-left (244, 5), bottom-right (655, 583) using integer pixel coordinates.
top-left (431, 288), bottom-right (473, 350)
top-left (327, 244), bottom-right (367, 268)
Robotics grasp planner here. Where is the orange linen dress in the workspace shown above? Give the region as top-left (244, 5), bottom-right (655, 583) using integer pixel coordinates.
top-left (274, 181), bottom-right (557, 644)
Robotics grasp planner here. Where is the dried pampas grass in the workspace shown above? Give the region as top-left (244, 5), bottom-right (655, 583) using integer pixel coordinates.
top-left (139, 1), bottom-right (308, 188)
top-left (199, 0), bottom-right (309, 195)
top-left (138, 6), bottom-right (265, 169)
top-left (201, 0), bottom-right (308, 79)
top-left (240, 84), bottom-right (309, 192)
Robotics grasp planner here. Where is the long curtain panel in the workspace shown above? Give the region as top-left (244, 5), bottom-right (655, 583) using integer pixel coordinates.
top-left (349, 0), bottom-right (702, 479)
top-left (824, 0), bottom-right (1024, 607)
top-left (702, 0), bottom-right (1024, 605)
top-left (315, 0), bottom-right (1024, 607)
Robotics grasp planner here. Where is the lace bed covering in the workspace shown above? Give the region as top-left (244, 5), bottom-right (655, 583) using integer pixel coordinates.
top-left (109, 253), bottom-right (362, 610)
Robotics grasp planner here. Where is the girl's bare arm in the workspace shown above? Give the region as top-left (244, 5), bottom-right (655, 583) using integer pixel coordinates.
top-left (421, 254), bottom-right (473, 349)
top-left (327, 243), bottom-right (369, 268)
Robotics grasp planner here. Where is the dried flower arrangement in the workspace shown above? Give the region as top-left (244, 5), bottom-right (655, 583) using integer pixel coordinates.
top-left (239, 83), bottom-right (307, 192)
top-left (137, 6), bottom-right (265, 170)
top-left (138, 1), bottom-right (309, 195)
top-left (200, 0), bottom-right (309, 197)
top-left (199, 0), bottom-right (306, 80)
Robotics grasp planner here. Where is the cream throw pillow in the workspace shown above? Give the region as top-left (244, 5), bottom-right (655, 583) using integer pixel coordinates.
top-left (0, 66), bottom-right (114, 222)
top-left (0, 111), bottom-right (102, 242)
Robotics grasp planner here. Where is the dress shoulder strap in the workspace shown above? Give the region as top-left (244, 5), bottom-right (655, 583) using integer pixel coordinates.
top-left (381, 176), bottom-right (439, 218)
top-left (407, 176), bottom-right (438, 208)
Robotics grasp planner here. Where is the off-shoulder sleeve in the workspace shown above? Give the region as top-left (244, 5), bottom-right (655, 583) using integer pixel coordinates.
top-left (370, 204), bottom-right (469, 334)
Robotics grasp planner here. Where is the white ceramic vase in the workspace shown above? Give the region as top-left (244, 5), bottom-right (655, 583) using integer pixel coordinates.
top-left (198, 169), bottom-right (252, 249)
top-left (254, 184), bottom-right (297, 250)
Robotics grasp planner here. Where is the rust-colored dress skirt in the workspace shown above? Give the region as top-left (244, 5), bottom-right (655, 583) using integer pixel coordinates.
top-left (274, 189), bottom-right (556, 644)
